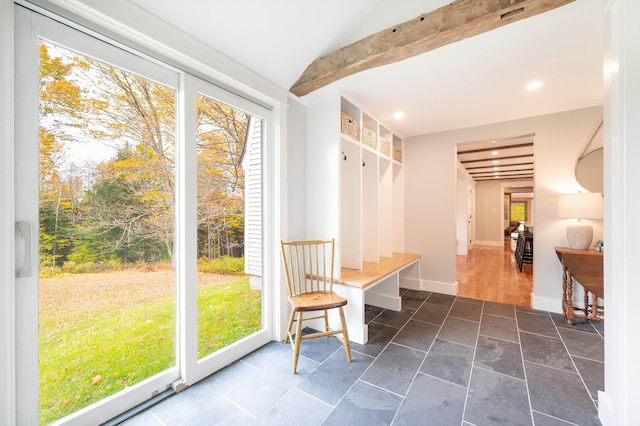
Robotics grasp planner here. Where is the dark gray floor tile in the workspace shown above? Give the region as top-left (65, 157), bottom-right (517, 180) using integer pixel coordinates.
top-left (412, 302), bottom-right (450, 325)
top-left (517, 311), bottom-right (559, 337)
top-left (591, 320), bottom-right (604, 337)
top-left (322, 380), bottom-right (402, 426)
top-left (550, 312), bottom-right (598, 334)
top-left (240, 341), bottom-right (290, 370)
top-left (455, 296), bottom-right (483, 305)
top-left (180, 397), bottom-right (255, 425)
top-left (264, 351), bottom-right (320, 386)
top-left (393, 373), bottom-right (466, 426)
top-left (557, 328), bottom-right (604, 362)
top-left (361, 343), bottom-right (425, 396)
top-left (479, 313), bottom-right (519, 343)
top-left (475, 335), bottom-right (525, 379)
top-left (420, 339), bottom-right (474, 387)
top-left (224, 368), bottom-right (291, 417)
top-left (484, 301), bottom-right (515, 318)
top-left (525, 361), bottom-right (600, 426)
top-left (437, 316), bottom-right (479, 347)
top-left (365, 304), bottom-right (385, 323)
top-left (296, 350), bottom-right (373, 406)
top-left (297, 331), bottom-right (344, 363)
top-left (448, 300), bottom-right (483, 322)
top-left (520, 331), bottom-right (575, 372)
top-left (572, 357), bottom-right (604, 402)
top-left (182, 360), bottom-right (256, 404)
top-left (149, 363), bottom-right (255, 424)
top-left (373, 307), bottom-right (416, 329)
top-left (147, 388), bottom-right (205, 424)
top-left (256, 388), bottom-right (332, 426)
top-left (350, 322), bottom-right (397, 357)
top-left (121, 410), bottom-right (162, 426)
top-left (426, 293), bottom-right (456, 307)
top-left (401, 289), bottom-right (431, 310)
top-left (465, 367), bottom-right (531, 426)
top-left (391, 319), bottom-right (439, 352)
top-left (515, 305), bottom-right (549, 316)
top-left (532, 411), bottom-right (578, 425)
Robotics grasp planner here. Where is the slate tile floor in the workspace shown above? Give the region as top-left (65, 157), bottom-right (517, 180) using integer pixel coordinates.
top-left (123, 290), bottom-right (603, 426)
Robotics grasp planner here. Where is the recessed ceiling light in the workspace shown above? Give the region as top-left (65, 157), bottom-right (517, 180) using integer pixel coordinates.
top-left (492, 160), bottom-right (499, 164)
top-left (527, 80), bottom-right (543, 91)
top-left (491, 151), bottom-right (499, 156)
top-left (491, 140), bottom-right (496, 143)
top-left (393, 111), bottom-right (405, 119)
top-left (493, 167), bottom-right (499, 170)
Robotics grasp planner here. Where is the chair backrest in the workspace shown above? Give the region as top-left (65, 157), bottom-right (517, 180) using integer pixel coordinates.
top-left (281, 239), bottom-right (335, 297)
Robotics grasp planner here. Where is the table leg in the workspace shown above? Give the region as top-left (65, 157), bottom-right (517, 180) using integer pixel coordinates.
top-left (566, 273), bottom-right (574, 325)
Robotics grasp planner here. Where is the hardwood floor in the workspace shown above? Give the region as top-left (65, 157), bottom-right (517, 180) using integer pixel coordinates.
top-left (456, 239), bottom-right (533, 308)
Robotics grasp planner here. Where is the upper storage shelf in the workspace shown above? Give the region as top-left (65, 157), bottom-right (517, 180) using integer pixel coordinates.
top-left (339, 97), bottom-right (403, 164)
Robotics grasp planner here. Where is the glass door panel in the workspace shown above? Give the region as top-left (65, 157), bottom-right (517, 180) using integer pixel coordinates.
top-left (37, 39), bottom-right (178, 424)
top-left (195, 93), bottom-right (262, 360)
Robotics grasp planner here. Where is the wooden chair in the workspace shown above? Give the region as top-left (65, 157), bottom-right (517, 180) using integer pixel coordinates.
top-left (280, 239), bottom-right (351, 373)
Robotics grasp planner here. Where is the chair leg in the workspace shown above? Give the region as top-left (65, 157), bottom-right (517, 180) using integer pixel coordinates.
top-left (338, 306), bottom-right (352, 363)
top-left (292, 311), bottom-right (304, 374)
top-left (284, 309), bottom-right (296, 343)
top-left (323, 310), bottom-right (330, 333)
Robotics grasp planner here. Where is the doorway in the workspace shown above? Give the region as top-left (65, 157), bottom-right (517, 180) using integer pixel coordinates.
top-left (455, 136), bottom-right (534, 306)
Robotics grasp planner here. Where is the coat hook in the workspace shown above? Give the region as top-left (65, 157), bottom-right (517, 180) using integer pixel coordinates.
top-left (342, 151), bottom-right (347, 160)
top-left (362, 160), bottom-right (366, 167)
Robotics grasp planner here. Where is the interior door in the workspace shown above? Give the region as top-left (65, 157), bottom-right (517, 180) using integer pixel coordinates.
top-left (15, 7), bottom-right (182, 425)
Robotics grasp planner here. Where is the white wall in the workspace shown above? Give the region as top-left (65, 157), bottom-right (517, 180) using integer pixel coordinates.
top-left (475, 180), bottom-right (503, 246)
top-left (599, 1), bottom-right (640, 424)
top-left (405, 105), bottom-right (603, 309)
top-left (284, 97), bottom-right (307, 240)
top-left (404, 136), bottom-right (458, 294)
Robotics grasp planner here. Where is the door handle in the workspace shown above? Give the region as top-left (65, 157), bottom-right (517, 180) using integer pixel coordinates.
top-left (15, 221), bottom-right (32, 278)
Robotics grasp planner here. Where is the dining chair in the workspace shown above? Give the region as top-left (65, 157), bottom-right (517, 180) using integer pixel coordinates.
top-left (280, 239), bottom-right (351, 373)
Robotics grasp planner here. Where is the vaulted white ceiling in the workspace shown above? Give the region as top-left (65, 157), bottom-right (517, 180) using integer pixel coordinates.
top-left (128, 0), bottom-right (604, 138)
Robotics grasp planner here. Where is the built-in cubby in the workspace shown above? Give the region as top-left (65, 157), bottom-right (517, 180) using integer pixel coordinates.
top-left (306, 91), bottom-right (404, 275)
top-left (339, 96), bottom-right (405, 269)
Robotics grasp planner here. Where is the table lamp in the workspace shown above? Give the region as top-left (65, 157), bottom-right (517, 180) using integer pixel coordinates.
top-left (557, 192), bottom-right (603, 250)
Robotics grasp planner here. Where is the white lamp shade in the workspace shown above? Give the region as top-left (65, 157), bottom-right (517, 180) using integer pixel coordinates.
top-left (557, 192), bottom-right (603, 219)
top-left (557, 192), bottom-right (603, 250)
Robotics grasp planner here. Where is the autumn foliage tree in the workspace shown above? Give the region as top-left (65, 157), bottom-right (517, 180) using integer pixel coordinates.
top-left (38, 41), bottom-right (249, 270)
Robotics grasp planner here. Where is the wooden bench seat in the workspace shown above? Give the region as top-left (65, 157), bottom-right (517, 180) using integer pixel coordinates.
top-left (330, 253), bottom-right (420, 344)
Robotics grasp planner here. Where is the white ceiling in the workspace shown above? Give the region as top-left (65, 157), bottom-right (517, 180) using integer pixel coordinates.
top-left (127, 0), bottom-right (604, 138)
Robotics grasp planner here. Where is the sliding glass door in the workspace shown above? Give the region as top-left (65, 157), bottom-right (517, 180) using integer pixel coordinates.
top-left (15, 6), bottom-right (271, 425)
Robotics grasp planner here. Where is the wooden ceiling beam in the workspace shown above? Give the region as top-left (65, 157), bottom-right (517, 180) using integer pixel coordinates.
top-left (475, 176), bottom-right (534, 181)
top-left (457, 142), bottom-right (534, 155)
top-left (461, 153), bottom-right (533, 163)
top-left (465, 162), bottom-right (534, 170)
top-left (290, 0), bottom-right (575, 97)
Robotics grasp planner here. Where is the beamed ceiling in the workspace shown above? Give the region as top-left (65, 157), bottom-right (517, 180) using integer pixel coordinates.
top-left (457, 135), bottom-right (534, 182)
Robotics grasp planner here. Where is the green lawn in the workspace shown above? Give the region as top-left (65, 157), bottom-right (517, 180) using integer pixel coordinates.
top-left (39, 271), bottom-right (261, 425)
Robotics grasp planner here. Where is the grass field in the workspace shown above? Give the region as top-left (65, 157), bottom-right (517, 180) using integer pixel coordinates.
top-left (39, 266), bottom-right (261, 424)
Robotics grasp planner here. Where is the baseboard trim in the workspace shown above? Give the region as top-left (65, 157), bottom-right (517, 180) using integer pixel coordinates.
top-left (419, 279), bottom-right (457, 295)
top-left (530, 292), bottom-right (562, 314)
top-left (597, 391), bottom-right (611, 425)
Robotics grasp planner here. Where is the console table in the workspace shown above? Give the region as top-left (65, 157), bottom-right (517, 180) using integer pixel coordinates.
top-left (555, 247), bottom-right (604, 324)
